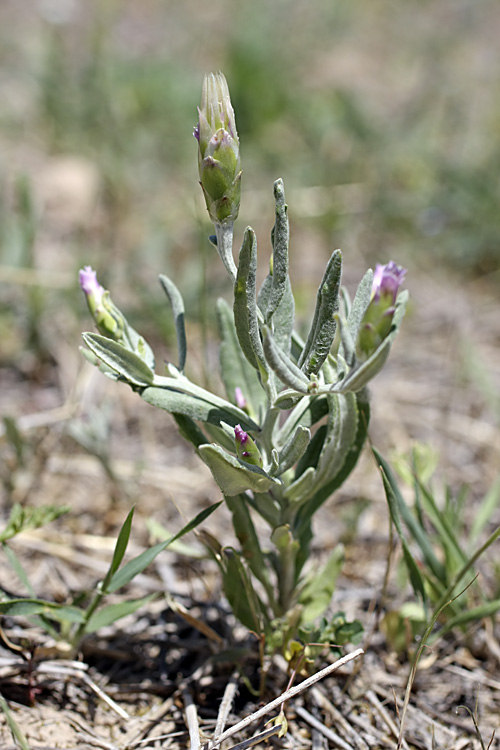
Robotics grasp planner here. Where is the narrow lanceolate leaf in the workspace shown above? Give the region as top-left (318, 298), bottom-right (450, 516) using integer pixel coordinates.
top-left (225, 494), bottom-right (273, 594)
top-left (105, 502), bottom-right (221, 593)
top-left (159, 274), bottom-right (187, 372)
top-left (262, 326), bottom-right (309, 393)
top-left (82, 333), bottom-right (154, 386)
top-left (334, 290), bottom-right (408, 393)
top-left (220, 548), bottom-right (266, 633)
top-left (141, 385), bottom-right (258, 434)
top-left (299, 249), bottom-right (342, 376)
top-left (274, 425), bottom-right (311, 477)
top-left (258, 179), bottom-right (295, 355)
top-left (216, 298), bottom-right (266, 418)
top-left (346, 269), bottom-right (373, 340)
top-left (199, 443), bottom-right (280, 496)
top-left (377, 460), bottom-right (428, 606)
top-left (233, 227), bottom-right (266, 371)
top-left (101, 506), bottom-right (135, 593)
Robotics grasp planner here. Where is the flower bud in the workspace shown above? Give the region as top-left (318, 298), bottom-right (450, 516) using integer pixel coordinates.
top-left (79, 266), bottom-right (125, 341)
top-left (356, 261), bottom-right (407, 358)
top-left (194, 72), bottom-right (241, 226)
top-left (234, 424), bottom-right (262, 467)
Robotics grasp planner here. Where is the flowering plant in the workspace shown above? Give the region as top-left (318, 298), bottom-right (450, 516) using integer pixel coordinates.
top-left (80, 73), bottom-right (407, 658)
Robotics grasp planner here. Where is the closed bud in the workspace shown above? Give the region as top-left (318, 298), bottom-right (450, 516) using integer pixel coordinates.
top-left (234, 424), bottom-right (262, 467)
top-left (195, 72), bottom-right (241, 226)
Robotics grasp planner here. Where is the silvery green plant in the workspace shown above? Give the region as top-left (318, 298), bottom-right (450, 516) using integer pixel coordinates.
top-left (79, 72), bottom-right (408, 657)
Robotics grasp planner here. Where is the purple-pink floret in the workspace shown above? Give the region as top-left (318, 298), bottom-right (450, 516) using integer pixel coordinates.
top-left (193, 123), bottom-right (200, 141)
top-left (234, 387), bottom-right (247, 410)
top-left (234, 424), bottom-right (248, 445)
top-left (372, 261), bottom-right (407, 303)
top-left (79, 265), bottom-right (102, 296)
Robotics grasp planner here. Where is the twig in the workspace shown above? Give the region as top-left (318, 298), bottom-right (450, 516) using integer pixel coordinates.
top-left (214, 671), bottom-right (239, 739)
top-left (366, 690), bottom-right (410, 750)
top-left (225, 725), bottom-right (282, 750)
top-left (183, 685), bottom-right (201, 750)
top-left (311, 687), bottom-right (369, 750)
top-left (295, 705), bottom-right (353, 750)
top-left (203, 648), bottom-right (364, 750)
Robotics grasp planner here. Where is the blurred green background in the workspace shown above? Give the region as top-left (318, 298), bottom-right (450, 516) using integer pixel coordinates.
top-left (1, 0), bottom-right (499, 399)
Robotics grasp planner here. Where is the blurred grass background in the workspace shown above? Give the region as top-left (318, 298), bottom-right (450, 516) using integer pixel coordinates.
top-left (1, 0), bottom-right (500, 477)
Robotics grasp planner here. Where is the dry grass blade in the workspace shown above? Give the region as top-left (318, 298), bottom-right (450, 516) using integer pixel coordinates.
top-left (203, 648), bottom-right (364, 750)
top-left (183, 685), bottom-right (201, 750)
top-left (295, 705), bottom-right (353, 750)
top-left (213, 671), bottom-right (239, 739)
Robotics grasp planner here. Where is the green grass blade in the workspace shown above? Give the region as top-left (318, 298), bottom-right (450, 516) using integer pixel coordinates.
top-left (101, 506), bottom-right (135, 593)
top-left (106, 502), bottom-right (221, 592)
top-left (85, 594), bottom-right (157, 633)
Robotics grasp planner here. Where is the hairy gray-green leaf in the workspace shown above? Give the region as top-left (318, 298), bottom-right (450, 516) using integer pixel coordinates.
top-left (233, 227), bottom-right (266, 372)
top-left (199, 443), bottom-right (280, 496)
top-left (262, 326), bottom-right (309, 393)
top-left (274, 425), bottom-right (311, 477)
top-left (159, 274), bottom-right (187, 372)
top-left (141, 385), bottom-right (258, 433)
top-left (299, 249), bottom-right (342, 376)
top-left (83, 333), bottom-right (154, 386)
top-left (217, 298), bottom-right (266, 419)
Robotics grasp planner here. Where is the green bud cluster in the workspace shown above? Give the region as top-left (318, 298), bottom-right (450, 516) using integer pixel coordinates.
top-left (194, 72), bottom-right (242, 226)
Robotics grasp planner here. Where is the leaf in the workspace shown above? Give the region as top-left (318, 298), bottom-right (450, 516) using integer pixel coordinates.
top-left (298, 545), bottom-right (344, 623)
top-left (101, 507), bottom-right (135, 593)
top-left (220, 548), bottom-right (267, 633)
top-left (159, 274), bottom-right (187, 372)
top-left (225, 494), bottom-right (272, 593)
top-left (233, 228), bottom-right (266, 372)
top-left (298, 249), bottom-right (342, 376)
top-left (274, 425), bottom-right (311, 477)
top-left (259, 179), bottom-right (295, 356)
top-left (0, 598), bottom-right (85, 623)
top-left (141, 386), bottom-right (258, 434)
top-left (216, 298), bottom-right (266, 419)
top-left (346, 269), bottom-right (373, 341)
top-left (85, 594), bottom-right (157, 633)
top-left (106, 502), bottom-right (221, 592)
top-left (82, 332), bottom-right (154, 386)
top-left (0, 503), bottom-right (70, 543)
top-left (373, 450), bottom-right (428, 605)
top-left (262, 326), bottom-right (309, 393)
top-left (198, 444), bottom-right (280, 496)
top-left (373, 447), bottom-right (445, 584)
top-left (2, 544), bottom-right (35, 597)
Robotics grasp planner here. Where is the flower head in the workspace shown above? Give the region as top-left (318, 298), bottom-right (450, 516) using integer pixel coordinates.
top-left (372, 261), bottom-right (407, 303)
top-left (356, 261), bottom-right (407, 359)
top-left (78, 266), bottom-right (123, 340)
top-left (195, 72), bottom-right (241, 226)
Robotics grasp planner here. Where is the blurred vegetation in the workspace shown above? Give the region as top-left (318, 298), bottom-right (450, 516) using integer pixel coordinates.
top-left (1, 0), bottom-right (499, 373)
